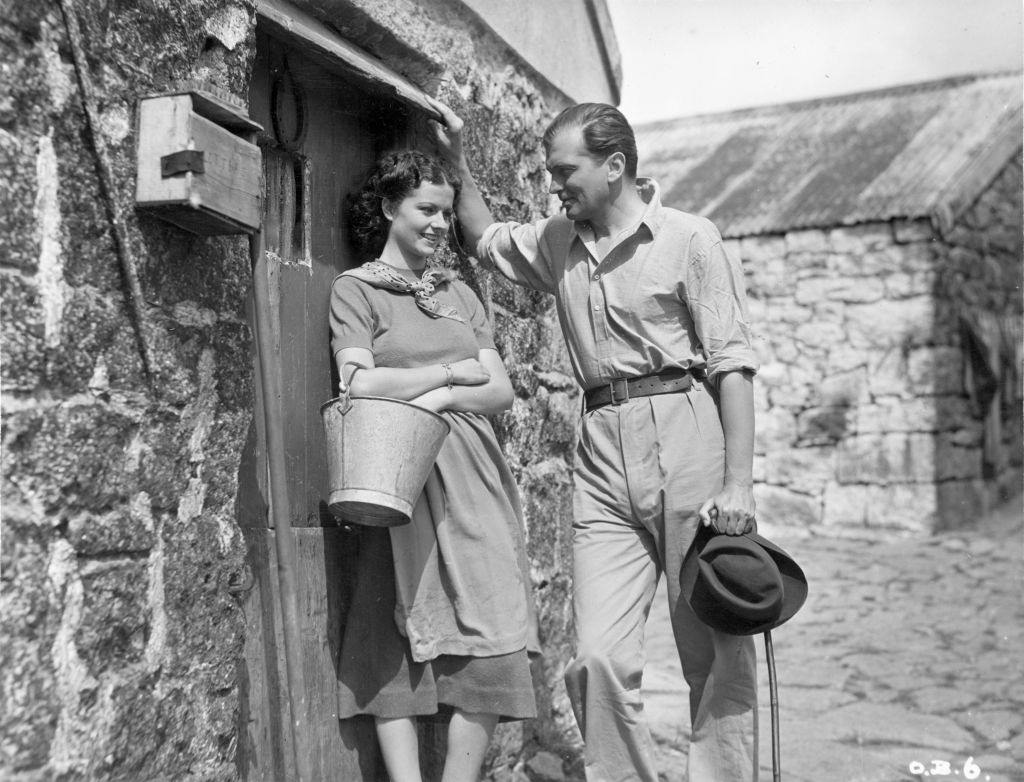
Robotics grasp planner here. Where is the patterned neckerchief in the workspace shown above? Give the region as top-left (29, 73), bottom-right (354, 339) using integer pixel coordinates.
top-left (339, 261), bottom-right (465, 323)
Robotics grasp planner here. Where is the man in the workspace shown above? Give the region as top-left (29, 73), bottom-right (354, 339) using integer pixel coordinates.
top-left (429, 97), bottom-right (760, 781)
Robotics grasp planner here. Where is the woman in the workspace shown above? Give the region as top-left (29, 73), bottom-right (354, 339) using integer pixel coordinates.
top-left (330, 150), bottom-right (537, 782)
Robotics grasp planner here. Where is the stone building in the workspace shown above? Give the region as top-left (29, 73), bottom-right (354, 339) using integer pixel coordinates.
top-left (636, 72), bottom-right (1023, 536)
top-left (1, 1), bottom-right (620, 779)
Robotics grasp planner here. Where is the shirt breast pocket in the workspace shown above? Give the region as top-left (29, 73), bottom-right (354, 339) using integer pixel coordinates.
top-left (631, 273), bottom-right (690, 333)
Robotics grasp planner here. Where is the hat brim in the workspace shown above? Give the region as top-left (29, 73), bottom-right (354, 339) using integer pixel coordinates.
top-left (680, 525), bottom-right (808, 636)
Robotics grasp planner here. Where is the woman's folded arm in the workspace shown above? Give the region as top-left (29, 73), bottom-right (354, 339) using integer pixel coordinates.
top-left (409, 349), bottom-right (514, 415)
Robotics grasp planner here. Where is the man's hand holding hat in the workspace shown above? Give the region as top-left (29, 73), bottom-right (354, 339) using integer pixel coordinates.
top-left (699, 480), bottom-right (756, 536)
top-left (681, 524), bottom-right (808, 636)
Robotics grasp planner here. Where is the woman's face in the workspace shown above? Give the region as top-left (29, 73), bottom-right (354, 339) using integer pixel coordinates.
top-left (383, 180), bottom-right (456, 261)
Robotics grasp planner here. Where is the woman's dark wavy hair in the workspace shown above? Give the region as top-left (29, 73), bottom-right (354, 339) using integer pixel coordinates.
top-left (542, 103), bottom-right (638, 179)
top-left (348, 150), bottom-right (461, 259)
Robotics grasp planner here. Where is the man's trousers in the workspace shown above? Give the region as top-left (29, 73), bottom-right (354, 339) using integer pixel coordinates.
top-left (564, 383), bottom-right (758, 782)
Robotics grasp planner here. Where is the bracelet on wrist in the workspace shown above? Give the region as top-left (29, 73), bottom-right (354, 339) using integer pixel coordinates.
top-left (442, 363), bottom-right (454, 390)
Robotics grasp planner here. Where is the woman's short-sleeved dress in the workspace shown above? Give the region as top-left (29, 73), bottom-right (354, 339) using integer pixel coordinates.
top-left (329, 265), bottom-right (537, 721)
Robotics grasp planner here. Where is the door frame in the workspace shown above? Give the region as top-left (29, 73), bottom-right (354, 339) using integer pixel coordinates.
top-left (238, 5), bottom-right (440, 779)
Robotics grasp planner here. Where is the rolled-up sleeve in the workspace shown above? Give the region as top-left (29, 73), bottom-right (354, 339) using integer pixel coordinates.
top-left (476, 219), bottom-right (559, 295)
top-left (683, 238), bottom-right (760, 382)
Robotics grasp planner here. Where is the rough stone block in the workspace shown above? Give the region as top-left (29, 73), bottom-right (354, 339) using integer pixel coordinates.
top-left (746, 294), bottom-right (769, 324)
top-left (0, 530), bottom-right (58, 771)
top-left (518, 459), bottom-right (573, 573)
top-left (507, 361), bottom-right (541, 397)
top-left (853, 396), bottom-right (974, 434)
top-left (755, 361), bottom-right (788, 388)
top-left (76, 559), bottom-right (150, 674)
top-left (845, 296), bottom-right (934, 349)
top-left (533, 311), bottom-right (573, 376)
top-left (825, 345), bottom-right (869, 374)
top-left (764, 446), bottom-right (837, 495)
top-left (764, 298), bottom-right (814, 325)
top-left (795, 319), bottom-right (846, 349)
top-left (0, 135), bottom-right (40, 272)
top-left (785, 229), bottom-right (829, 254)
top-left (746, 256), bottom-right (792, 297)
top-left (836, 432), bottom-right (938, 484)
top-left (534, 370), bottom-right (576, 392)
top-left (817, 368), bottom-right (868, 407)
top-left (892, 241), bottom-right (939, 273)
top-left (937, 479), bottom-right (991, 536)
top-left (739, 235), bottom-right (787, 264)
top-left (755, 406), bottom-right (797, 453)
top-left (538, 390), bottom-right (577, 458)
top-left (822, 482), bottom-right (937, 533)
top-left (865, 347), bottom-right (913, 399)
top-left (67, 505), bottom-right (156, 556)
top-left (906, 346), bottom-right (963, 395)
top-left (934, 436), bottom-right (983, 481)
top-left (831, 243), bottom-right (934, 278)
top-left (883, 270), bottom-right (936, 299)
top-left (795, 276), bottom-right (884, 305)
top-left (495, 397), bottom-right (542, 467)
top-left (828, 224), bottom-right (894, 254)
top-left (525, 750), bottom-right (567, 782)
top-left (0, 272), bottom-right (47, 391)
top-left (493, 309), bottom-right (543, 366)
top-left (771, 336), bottom-right (801, 364)
top-left (768, 383), bottom-right (813, 411)
top-left (946, 424), bottom-right (984, 447)
top-left (488, 273), bottom-right (550, 320)
top-left (753, 381), bottom-right (770, 413)
top-left (796, 406), bottom-right (854, 446)
top-left (4, 403), bottom-right (141, 513)
top-left (793, 276), bottom-right (833, 306)
top-left (753, 484), bottom-right (821, 529)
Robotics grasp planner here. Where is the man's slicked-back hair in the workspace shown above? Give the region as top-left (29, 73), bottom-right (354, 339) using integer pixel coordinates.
top-left (542, 103), bottom-right (638, 179)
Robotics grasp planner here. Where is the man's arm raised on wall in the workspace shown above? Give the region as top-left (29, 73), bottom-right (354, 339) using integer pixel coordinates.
top-left (427, 96), bottom-right (560, 295)
top-left (427, 97), bottom-right (495, 252)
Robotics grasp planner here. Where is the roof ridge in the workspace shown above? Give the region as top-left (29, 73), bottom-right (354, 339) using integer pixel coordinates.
top-left (636, 69), bottom-right (1023, 130)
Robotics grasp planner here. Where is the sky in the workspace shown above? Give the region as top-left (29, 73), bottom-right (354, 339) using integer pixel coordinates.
top-left (605, 0), bottom-right (1023, 124)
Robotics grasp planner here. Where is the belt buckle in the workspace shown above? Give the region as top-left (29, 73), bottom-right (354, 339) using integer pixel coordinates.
top-left (609, 377), bottom-right (629, 405)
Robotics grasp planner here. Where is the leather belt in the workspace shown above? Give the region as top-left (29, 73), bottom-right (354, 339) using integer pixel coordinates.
top-left (584, 368), bottom-right (706, 412)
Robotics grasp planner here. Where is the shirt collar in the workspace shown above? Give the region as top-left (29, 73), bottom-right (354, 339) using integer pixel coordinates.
top-left (571, 177), bottom-right (665, 241)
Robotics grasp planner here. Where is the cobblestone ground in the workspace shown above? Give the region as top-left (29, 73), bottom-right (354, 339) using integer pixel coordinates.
top-left (643, 496), bottom-right (1024, 782)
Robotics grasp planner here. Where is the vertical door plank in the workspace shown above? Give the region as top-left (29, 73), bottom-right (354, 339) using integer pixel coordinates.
top-left (239, 527), bottom-right (379, 780)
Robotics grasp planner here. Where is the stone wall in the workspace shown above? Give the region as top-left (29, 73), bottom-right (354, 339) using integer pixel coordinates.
top-left (729, 154), bottom-right (1023, 536)
top-left (1, 1), bottom-right (580, 779)
top-left (932, 151), bottom-right (1024, 518)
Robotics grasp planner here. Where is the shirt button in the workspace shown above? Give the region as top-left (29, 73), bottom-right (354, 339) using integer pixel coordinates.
top-left (593, 273), bottom-right (601, 281)
top-left (593, 304), bottom-right (600, 311)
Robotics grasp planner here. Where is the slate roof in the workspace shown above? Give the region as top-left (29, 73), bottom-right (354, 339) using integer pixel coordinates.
top-left (635, 72), bottom-right (1023, 238)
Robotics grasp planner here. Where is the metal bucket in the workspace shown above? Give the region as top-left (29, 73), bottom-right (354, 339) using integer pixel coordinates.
top-left (320, 383), bottom-right (450, 527)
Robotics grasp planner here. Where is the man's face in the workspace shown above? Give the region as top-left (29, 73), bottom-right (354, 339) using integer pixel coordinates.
top-left (545, 127), bottom-right (611, 223)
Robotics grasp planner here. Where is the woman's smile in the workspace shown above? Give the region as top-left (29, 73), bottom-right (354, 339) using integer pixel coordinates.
top-left (381, 180), bottom-right (456, 266)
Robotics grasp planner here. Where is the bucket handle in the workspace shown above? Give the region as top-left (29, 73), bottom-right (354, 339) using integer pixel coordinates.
top-left (337, 361), bottom-right (368, 414)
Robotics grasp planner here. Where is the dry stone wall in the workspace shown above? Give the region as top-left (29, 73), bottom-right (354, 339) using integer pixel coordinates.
top-left (729, 157), bottom-right (1022, 536)
top-left (1, 1), bottom-right (580, 779)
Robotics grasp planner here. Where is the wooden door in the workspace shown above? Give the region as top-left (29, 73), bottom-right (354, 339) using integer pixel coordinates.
top-left (236, 31), bottom-right (410, 781)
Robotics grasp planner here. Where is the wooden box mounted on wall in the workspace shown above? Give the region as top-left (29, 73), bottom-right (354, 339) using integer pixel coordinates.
top-left (135, 88), bottom-right (263, 235)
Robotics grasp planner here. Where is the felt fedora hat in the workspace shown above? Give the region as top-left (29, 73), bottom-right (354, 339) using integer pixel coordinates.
top-left (680, 524), bottom-right (808, 636)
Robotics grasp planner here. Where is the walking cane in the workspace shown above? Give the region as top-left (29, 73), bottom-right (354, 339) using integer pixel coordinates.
top-left (681, 525), bottom-right (806, 782)
top-left (764, 629), bottom-right (781, 782)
